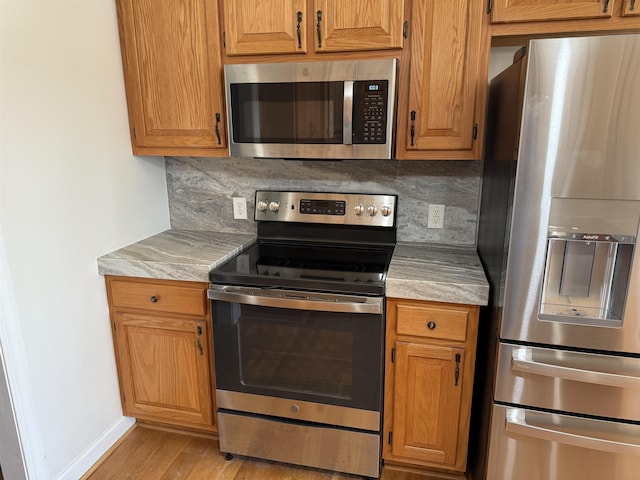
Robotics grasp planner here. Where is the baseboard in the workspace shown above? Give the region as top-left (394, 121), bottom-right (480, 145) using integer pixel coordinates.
top-left (54, 416), bottom-right (136, 480)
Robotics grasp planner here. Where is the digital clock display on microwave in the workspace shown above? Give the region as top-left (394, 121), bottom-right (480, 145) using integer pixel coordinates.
top-left (299, 199), bottom-right (346, 215)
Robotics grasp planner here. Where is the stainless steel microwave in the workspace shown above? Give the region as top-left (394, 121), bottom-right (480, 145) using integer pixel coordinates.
top-left (224, 59), bottom-right (397, 160)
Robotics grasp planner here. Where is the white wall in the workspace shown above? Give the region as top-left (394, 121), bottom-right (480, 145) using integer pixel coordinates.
top-left (489, 46), bottom-right (525, 81)
top-left (0, 1), bottom-right (170, 478)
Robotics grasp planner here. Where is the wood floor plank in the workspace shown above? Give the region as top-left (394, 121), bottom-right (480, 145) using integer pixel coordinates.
top-left (89, 428), bottom-right (172, 480)
top-left (183, 444), bottom-right (244, 480)
top-left (88, 426), bottom-right (463, 480)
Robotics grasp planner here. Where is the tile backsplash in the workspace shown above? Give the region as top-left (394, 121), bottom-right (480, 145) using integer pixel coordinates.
top-left (166, 156), bottom-right (481, 246)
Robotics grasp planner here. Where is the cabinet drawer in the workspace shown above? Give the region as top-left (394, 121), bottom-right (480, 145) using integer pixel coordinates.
top-left (109, 279), bottom-right (207, 316)
top-left (396, 304), bottom-right (468, 342)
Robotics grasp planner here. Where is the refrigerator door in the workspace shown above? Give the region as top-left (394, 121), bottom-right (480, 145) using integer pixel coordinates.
top-left (487, 405), bottom-right (640, 480)
top-left (501, 34), bottom-right (640, 354)
top-left (495, 343), bottom-right (640, 422)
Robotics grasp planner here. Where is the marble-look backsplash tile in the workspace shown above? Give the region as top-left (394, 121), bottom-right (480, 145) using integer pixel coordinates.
top-left (166, 156), bottom-right (481, 246)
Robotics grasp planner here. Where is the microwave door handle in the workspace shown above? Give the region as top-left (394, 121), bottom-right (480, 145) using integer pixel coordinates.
top-left (343, 81), bottom-right (354, 145)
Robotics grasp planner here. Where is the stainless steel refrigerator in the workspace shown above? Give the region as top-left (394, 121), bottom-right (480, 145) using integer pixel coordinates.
top-left (473, 34), bottom-right (640, 480)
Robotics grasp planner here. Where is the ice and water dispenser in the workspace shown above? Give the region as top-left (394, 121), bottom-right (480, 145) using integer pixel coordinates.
top-left (540, 198), bottom-right (640, 326)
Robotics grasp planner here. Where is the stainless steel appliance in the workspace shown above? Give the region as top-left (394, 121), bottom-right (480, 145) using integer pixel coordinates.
top-left (208, 191), bottom-right (397, 478)
top-left (474, 34), bottom-right (640, 480)
top-left (224, 59), bottom-right (397, 159)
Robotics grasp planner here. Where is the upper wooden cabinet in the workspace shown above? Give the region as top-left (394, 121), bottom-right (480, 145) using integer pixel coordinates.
top-left (490, 0), bottom-right (640, 37)
top-left (314, 0), bottom-right (405, 52)
top-left (116, 0), bottom-right (227, 157)
top-left (492, 0), bottom-right (615, 23)
top-left (623, 0), bottom-right (640, 16)
top-left (223, 0), bottom-right (308, 55)
top-left (395, 0), bottom-right (489, 160)
top-left (222, 0), bottom-right (405, 56)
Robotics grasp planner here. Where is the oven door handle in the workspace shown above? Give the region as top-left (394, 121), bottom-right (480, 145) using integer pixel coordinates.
top-left (207, 285), bottom-right (383, 314)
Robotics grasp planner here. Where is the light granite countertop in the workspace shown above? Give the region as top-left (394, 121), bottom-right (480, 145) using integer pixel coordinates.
top-left (97, 229), bottom-right (255, 282)
top-left (98, 230), bottom-right (489, 305)
top-left (386, 243), bottom-right (489, 306)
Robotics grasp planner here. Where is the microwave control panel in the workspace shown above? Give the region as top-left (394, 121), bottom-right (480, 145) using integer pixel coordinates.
top-left (353, 80), bottom-right (389, 144)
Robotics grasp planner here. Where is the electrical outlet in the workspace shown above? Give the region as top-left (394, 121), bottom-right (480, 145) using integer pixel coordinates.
top-left (428, 204), bottom-right (445, 229)
top-left (232, 197), bottom-right (247, 219)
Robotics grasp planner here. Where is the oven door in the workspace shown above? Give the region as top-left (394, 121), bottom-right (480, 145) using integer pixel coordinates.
top-left (209, 285), bottom-right (384, 426)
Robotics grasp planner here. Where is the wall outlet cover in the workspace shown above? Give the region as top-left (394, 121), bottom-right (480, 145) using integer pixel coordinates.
top-left (428, 204), bottom-right (445, 229)
top-left (232, 197), bottom-right (248, 219)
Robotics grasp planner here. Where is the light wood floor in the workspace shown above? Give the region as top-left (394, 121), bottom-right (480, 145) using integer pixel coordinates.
top-left (86, 426), bottom-right (458, 480)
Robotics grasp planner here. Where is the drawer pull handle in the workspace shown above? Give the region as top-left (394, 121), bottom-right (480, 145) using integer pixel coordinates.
top-left (215, 112), bottom-right (221, 145)
top-left (512, 347), bottom-right (640, 388)
top-left (316, 10), bottom-right (323, 48)
top-left (410, 110), bottom-right (416, 146)
top-left (196, 326), bottom-right (203, 356)
top-left (150, 295), bottom-right (158, 303)
top-left (296, 11), bottom-right (303, 49)
top-left (427, 321), bottom-right (436, 330)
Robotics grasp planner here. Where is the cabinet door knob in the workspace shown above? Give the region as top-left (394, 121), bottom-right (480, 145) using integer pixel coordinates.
top-left (150, 295), bottom-right (158, 303)
top-left (427, 321), bottom-right (436, 330)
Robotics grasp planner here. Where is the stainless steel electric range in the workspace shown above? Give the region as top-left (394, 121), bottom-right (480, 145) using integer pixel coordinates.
top-left (208, 191), bottom-right (397, 478)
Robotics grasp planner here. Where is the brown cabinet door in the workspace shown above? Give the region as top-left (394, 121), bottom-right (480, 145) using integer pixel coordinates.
top-left (622, 0), bottom-right (640, 16)
top-left (223, 0), bottom-right (308, 55)
top-left (114, 312), bottom-right (213, 428)
top-left (392, 342), bottom-right (465, 465)
top-left (398, 0), bottom-right (486, 158)
top-left (313, 0), bottom-right (404, 52)
top-left (491, 0), bottom-right (612, 23)
top-left (116, 0), bottom-right (226, 155)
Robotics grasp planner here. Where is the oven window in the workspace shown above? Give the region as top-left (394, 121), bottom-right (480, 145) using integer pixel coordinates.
top-left (230, 82), bottom-right (344, 144)
top-left (239, 320), bottom-right (353, 399)
top-left (213, 301), bottom-right (384, 411)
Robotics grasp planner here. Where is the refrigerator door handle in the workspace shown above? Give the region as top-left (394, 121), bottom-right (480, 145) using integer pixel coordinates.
top-left (511, 347), bottom-right (640, 389)
top-left (505, 408), bottom-right (640, 456)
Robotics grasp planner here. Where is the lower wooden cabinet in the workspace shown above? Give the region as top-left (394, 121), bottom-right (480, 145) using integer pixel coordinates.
top-left (384, 298), bottom-right (479, 474)
top-left (105, 276), bottom-right (216, 433)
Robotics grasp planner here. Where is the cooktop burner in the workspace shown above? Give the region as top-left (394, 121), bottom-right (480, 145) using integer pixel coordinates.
top-left (210, 191), bottom-right (397, 296)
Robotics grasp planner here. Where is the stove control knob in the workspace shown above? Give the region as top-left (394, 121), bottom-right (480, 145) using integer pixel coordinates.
top-left (257, 201), bottom-right (268, 212)
top-left (381, 205), bottom-right (392, 217)
top-left (268, 201), bottom-right (280, 212)
top-left (354, 204), bottom-right (364, 216)
top-left (367, 204), bottom-right (378, 216)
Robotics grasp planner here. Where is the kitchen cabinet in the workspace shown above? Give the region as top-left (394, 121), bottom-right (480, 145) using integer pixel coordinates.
top-left (395, 0), bottom-right (489, 160)
top-left (490, 0), bottom-right (640, 38)
top-left (106, 276), bottom-right (216, 433)
top-left (384, 298), bottom-right (479, 473)
top-left (222, 0), bottom-right (405, 56)
top-left (115, 0), bottom-right (227, 157)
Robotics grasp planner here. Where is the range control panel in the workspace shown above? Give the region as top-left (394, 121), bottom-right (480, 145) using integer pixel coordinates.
top-left (255, 191), bottom-right (396, 227)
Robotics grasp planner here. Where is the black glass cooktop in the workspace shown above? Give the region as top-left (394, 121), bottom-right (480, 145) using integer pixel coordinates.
top-left (210, 241), bottom-right (394, 296)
